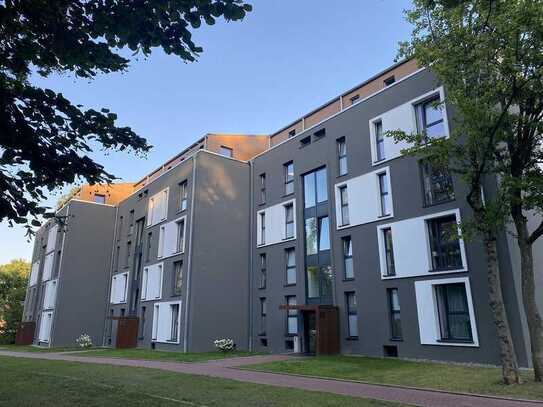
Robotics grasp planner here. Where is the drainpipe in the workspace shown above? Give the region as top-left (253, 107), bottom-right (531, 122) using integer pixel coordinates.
top-left (183, 155), bottom-right (198, 352)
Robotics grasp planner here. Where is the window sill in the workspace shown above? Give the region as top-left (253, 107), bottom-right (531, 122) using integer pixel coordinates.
top-left (283, 283), bottom-right (296, 288)
top-left (377, 214), bottom-right (391, 219)
top-left (389, 337), bottom-right (404, 342)
top-left (437, 339), bottom-right (474, 344)
top-left (258, 287), bottom-right (266, 290)
top-left (346, 336), bottom-right (359, 341)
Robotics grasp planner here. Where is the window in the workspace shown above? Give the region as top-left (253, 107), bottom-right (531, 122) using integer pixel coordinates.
top-left (378, 172), bottom-right (391, 216)
top-left (288, 129), bottom-right (296, 138)
top-left (303, 167), bottom-right (327, 209)
top-left (318, 216), bottom-right (330, 251)
top-left (94, 194), bottom-right (106, 204)
top-left (388, 288), bottom-right (402, 339)
top-left (428, 215), bottom-right (462, 271)
top-left (420, 161), bottom-right (454, 206)
top-left (314, 128), bottom-right (326, 139)
top-left (285, 248), bottom-right (296, 285)
top-left (435, 283), bottom-right (472, 342)
top-left (346, 292), bottom-right (358, 338)
top-left (375, 121), bottom-right (385, 161)
top-left (284, 203), bottom-right (294, 239)
top-left (337, 138), bottom-right (347, 176)
top-left (259, 212), bottom-right (266, 245)
top-left (114, 246), bottom-right (120, 271)
top-left (305, 216), bottom-right (331, 255)
top-left (383, 228), bottom-right (395, 276)
top-left (415, 95), bottom-right (445, 140)
top-left (259, 298), bottom-right (267, 335)
top-left (146, 232), bottom-right (152, 261)
top-left (173, 261), bottom-right (183, 296)
top-left (117, 216), bottom-right (123, 240)
top-left (300, 136), bottom-right (311, 147)
top-left (139, 306), bottom-right (146, 339)
top-left (128, 210), bottom-right (135, 235)
top-left (350, 94), bottom-right (360, 104)
top-left (259, 174), bottom-right (266, 204)
top-left (152, 304), bottom-right (159, 340)
top-left (384, 75), bottom-right (395, 86)
top-left (141, 264), bottom-right (163, 301)
top-left (125, 241), bottom-right (132, 267)
top-left (259, 254), bottom-right (267, 289)
top-left (286, 296), bottom-right (298, 335)
top-left (170, 303), bottom-right (180, 341)
top-left (147, 189), bottom-right (168, 227)
top-left (178, 181), bottom-right (188, 211)
top-left (219, 146), bottom-right (233, 157)
top-left (284, 162), bottom-right (294, 195)
top-left (175, 219), bottom-right (185, 253)
top-left (339, 185), bottom-right (349, 226)
top-left (343, 237), bottom-right (353, 280)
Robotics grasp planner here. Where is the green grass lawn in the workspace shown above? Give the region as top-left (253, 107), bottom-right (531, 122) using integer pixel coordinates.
top-left (76, 347), bottom-right (262, 362)
top-left (0, 356), bottom-right (404, 407)
top-left (244, 355), bottom-right (543, 400)
top-left (0, 344), bottom-right (83, 353)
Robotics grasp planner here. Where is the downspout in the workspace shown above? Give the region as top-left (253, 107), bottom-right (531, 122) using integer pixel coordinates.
top-left (48, 204), bottom-right (70, 348)
top-left (102, 205), bottom-right (119, 346)
top-left (183, 154), bottom-right (198, 352)
top-left (248, 160), bottom-right (254, 351)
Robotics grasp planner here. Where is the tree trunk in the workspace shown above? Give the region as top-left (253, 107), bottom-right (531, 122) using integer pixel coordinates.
top-left (483, 234), bottom-right (522, 384)
top-left (512, 215), bottom-right (543, 382)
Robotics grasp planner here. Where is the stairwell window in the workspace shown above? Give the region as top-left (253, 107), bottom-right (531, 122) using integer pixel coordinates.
top-left (285, 248), bottom-right (296, 285)
top-left (259, 212), bottom-right (266, 245)
top-left (284, 203), bottom-right (294, 239)
top-left (260, 174), bottom-right (266, 204)
top-left (383, 228), bottom-right (396, 277)
top-left (428, 215), bottom-right (462, 271)
top-left (346, 292), bottom-right (358, 338)
top-left (259, 254), bottom-right (267, 289)
top-left (415, 95), bottom-right (445, 140)
top-left (375, 121), bottom-right (385, 161)
top-left (284, 162), bottom-right (294, 195)
top-left (337, 137), bottom-right (348, 176)
top-left (435, 283), bottom-right (473, 342)
top-left (259, 298), bottom-right (267, 335)
top-left (378, 172), bottom-right (391, 216)
top-left (339, 185), bottom-right (349, 226)
top-left (343, 236), bottom-right (354, 280)
top-left (388, 288), bottom-right (402, 340)
top-left (178, 180), bottom-right (188, 212)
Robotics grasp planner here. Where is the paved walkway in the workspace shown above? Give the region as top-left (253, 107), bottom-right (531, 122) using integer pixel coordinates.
top-left (1, 350), bottom-right (541, 407)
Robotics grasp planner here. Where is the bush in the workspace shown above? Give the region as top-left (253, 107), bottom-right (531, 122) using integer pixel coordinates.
top-left (76, 334), bottom-right (93, 348)
top-left (214, 338), bottom-right (235, 352)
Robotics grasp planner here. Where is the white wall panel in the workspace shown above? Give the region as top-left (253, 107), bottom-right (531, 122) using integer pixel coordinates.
top-left (415, 277), bottom-right (479, 347)
top-left (46, 224), bottom-right (58, 253)
top-left (110, 272), bottom-right (128, 304)
top-left (142, 263), bottom-right (163, 301)
top-left (42, 252), bottom-right (54, 281)
top-left (335, 167), bottom-right (392, 229)
top-left (147, 188), bottom-right (169, 227)
top-left (38, 311), bottom-right (53, 342)
top-left (158, 216), bottom-right (186, 259)
top-left (152, 300), bottom-right (182, 343)
top-left (43, 279), bottom-right (58, 309)
top-left (256, 199), bottom-right (296, 247)
top-left (377, 209), bottom-right (467, 279)
top-left (29, 261), bottom-right (40, 286)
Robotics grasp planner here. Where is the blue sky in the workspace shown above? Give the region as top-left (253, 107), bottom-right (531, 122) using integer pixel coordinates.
top-left (0, 0), bottom-right (413, 264)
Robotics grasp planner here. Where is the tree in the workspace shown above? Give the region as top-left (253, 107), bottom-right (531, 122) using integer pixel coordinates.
top-left (0, 0), bottom-right (252, 233)
top-left (395, 0), bottom-right (543, 383)
top-left (0, 259), bottom-right (30, 344)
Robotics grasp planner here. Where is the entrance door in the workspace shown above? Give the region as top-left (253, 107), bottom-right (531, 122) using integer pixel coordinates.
top-left (303, 312), bottom-right (317, 354)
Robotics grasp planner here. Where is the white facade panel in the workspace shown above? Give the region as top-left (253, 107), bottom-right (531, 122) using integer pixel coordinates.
top-left (42, 252), bottom-right (55, 282)
top-left (29, 261), bottom-right (40, 286)
top-left (46, 224), bottom-right (58, 253)
top-left (256, 199), bottom-right (296, 247)
top-left (369, 86), bottom-right (448, 165)
top-left (42, 279), bottom-right (58, 310)
top-left (152, 300), bottom-right (182, 343)
top-left (157, 216), bottom-right (186, 259)
top-left (415, 276), bottom-right (479, 347)
top-left (38, 311), bottom-right (53, 342)
top-left (147, 188), bottom-right (169, 227)
top-left (110, 272), bottom-right (129, 304)
top-left (335, 166), bottom-right (393, 229)
top-left (377, 209), bottom-right (467, 279)
top-left (141, 263), bottom-right (163, 301)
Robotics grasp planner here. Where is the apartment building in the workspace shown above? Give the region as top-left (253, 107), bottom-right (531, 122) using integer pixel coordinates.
top-left (20, 60), bottom-right (541, 368)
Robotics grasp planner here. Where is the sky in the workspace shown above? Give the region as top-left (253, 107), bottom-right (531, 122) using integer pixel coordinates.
top-left (0, 0), bottom-right (414, 264)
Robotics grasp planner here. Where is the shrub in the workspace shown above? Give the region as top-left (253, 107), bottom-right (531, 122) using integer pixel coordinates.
top-left (214, 338), bottom-right (235, 352)
top-left (76, 333), bottom-right (93, 348)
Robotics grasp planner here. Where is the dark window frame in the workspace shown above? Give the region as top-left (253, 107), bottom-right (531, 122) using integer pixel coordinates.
top-left (382, 227), bottom-right (396, 276)
top-left (337, 137), bottom-right (348, 176)
top-left (285, 248), bottom-right (296, 286)
top-left (378, 172), bottom-right (391, 216)
top-left (259, 253), bottom-right (267, 289)
top-left (284, 161), bottom-right (294, 195)
top-left (388, 288), bottom-right (403, 340)
top-left (259, 297), bottom-right (267, 336)
top-left (345, 291), bottom-right (358, 339)
top-left (173, 261), bottom-right (183, 296)
top-left (259, 173), bottom-right (266, 204)
top-left (415, 95), bottom-right (445, 141)
top-left (375, 120), bottom-right (385, 162)
top-left (342, 236), bottom-right (354, 280)
top-left (435, 283), bottom-right (473, 343)
top-left (259, 212), bottom-right (266, 245)
top-left (285, 295), bottom-right (298, 336)
top-left (284, 203), bottom-right (294, 239)
top-left (419, 160), bottom-right (455, 207)
top-left (427, 215), bottom-right (463, 271)
top-left (178, 180), bottom-right (188, 212)
top-left (339, 185), bottom-right (349, 226)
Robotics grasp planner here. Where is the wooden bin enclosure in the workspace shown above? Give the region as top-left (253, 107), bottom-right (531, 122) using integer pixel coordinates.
top-left (114, 316), bottom-right (139, 349)
top-left (279, 304), bottom-right (340, 355)
top-left (15, 321), bottom-right (36, 345)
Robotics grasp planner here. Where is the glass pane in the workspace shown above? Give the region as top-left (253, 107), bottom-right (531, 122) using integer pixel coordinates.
top-left (391, 313), bottom-right (402, 338)
top-left (303, 173), bottom-right (316, 208)
top-left (337, 140), bottom-right (346, 156)
top-left (424, 99), bottom-right (443, 125)
top-left (348, 315), bottom-right (358, 337)
top-left (318, 217), bottom-right (330, 251)
top-left (390, 289), bottom-right (400, 311)
top-left (320, 266), bottom-right (333, 299)
top-left (343, 238), bottom-right (352, 256)
top-left (344, 258), bottom-right (354, 279)
top-left (347, 293), bottom-right (357, 310)
top-left (446, 284), bottom-right (468, 313)
top-left (340, 186), bottom-right (348, 205)
top-left (306, 266), bottom-right (319, 298)
top-left (426, 121), bottom-right (445, 139)
top-left (341, 206), bottom-right (350, 225)
top-left (287, 267), bottom-right (296, 285)
top-left (305, 218), bottom-right (317, 255)
top-left (316, 168), bottom-right (328, 203)
top-left (285, 205), bottom-right (293, 222)
top-left (288, 317), bottom-right (298, 334)
top-left (285, 180), bottom-right (294, 195)
top-left (286, 249), bottom-right (295, 267)
top-left (339, 156), bottom-right (347, 176)
top-left (376, 139), bottom-right (386, 161)
top-left (286, 222), bottom-right (294, 238)
top-left (285, 163), bottom-right (294, 182)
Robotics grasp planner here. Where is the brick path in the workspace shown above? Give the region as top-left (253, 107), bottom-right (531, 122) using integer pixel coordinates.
top-left (1, 350), bottom-right (541, 407)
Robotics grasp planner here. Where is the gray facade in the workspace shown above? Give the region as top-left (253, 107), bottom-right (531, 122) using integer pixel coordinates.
top-left (22, 62), bottom-right (541, 368)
